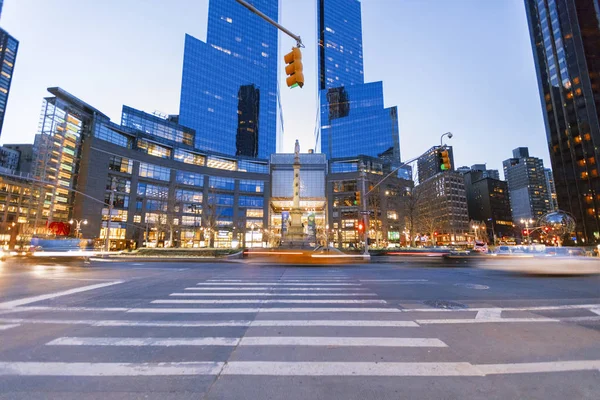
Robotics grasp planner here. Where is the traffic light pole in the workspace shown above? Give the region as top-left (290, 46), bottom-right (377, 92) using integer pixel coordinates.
top-left (235, 0), bottom-right (304, 47)
top-left (359, 161), bottom-right (369, 256)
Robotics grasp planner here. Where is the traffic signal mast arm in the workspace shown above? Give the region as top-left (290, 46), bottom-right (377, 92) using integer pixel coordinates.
top-left (235, 0), bottom-right (303, 48)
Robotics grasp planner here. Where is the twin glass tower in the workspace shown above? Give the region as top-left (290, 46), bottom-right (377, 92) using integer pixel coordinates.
top-left (179, 0), bottom-right (400, 163)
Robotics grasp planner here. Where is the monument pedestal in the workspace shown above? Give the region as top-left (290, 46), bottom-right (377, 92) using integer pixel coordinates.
top-left (281, 209), bottom-right (312, 249)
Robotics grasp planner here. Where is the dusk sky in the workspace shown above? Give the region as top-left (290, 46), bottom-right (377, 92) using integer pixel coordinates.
top-left (1, 0), bottom-right (549, 175)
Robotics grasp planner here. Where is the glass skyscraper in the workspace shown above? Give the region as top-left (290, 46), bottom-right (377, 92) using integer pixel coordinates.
top-left (179, 0), bottom-right (280, 159)
top-left (525, 0), bottom-right (600, 243)
top-left (0, 0), bottom-right (17, 139)
top-left (316, 0), bottom-right (400, 162)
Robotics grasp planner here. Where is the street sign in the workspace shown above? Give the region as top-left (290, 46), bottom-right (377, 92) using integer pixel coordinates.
top-left (360, 211), bottom-right (370, 215)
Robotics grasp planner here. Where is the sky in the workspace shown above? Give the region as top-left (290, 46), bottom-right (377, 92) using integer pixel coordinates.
top-left (0, 0), bottom-right (550, 175)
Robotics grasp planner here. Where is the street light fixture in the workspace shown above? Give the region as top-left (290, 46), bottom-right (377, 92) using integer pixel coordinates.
top-left (69, 218), bottom-right (88, 239)
top-left (440, 132), bottom-right (453, 147)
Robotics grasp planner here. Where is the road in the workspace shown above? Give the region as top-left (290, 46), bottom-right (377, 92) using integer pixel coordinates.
top-left (0, 258), bottom-right (599, 399)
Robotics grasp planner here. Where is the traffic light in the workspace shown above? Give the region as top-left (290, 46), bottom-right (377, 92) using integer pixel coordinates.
top-left (354, 191), bottom-right (361, 206)
top-left (284, 47), bottom-right (304, 88)
top-left (437, 149), bottom-right (451, 171)
top-left (358, 222), bottom-right (364, 232)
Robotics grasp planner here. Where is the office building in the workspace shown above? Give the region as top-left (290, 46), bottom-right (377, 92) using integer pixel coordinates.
top-left (0, 145), bottom-right (18, 172)
top-left (525, 0), bottom-right (600, 243)
top-left (26, 87), bottom-right (270, 249)
top-left (327, 156), bottom-right (413, 248)
top-left (417, 146), bottom-right (455, 183)
top-left (0, 26), bottom-right (18, 138)
top-left (179, 0), bottom-right (280, 158)
top-left (316, 0), bottom-right (400, 162)
top-left (544, 168), bottom-right (558, 211)
top-left (413, 171), bottom-right (470, 244)
top-left (470, 164), bottom-right (500, 180)
top-left (503, 147), bottom-right (550, 223)
top-left (462, 167), bottom-right (513, 242)
top-left (2, 144), bottom-right (33, 174)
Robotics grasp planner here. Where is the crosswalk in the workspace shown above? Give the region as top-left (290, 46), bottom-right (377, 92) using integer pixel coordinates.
top-left (1, 271), bottom-right (600, 383)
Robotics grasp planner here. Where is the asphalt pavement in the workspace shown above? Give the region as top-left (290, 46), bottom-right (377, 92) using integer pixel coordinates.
top-left (0, 257), bottom-right (599, 399)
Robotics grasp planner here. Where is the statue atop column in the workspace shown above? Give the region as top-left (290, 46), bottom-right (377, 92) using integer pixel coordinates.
top-left (294, 139), bottom-right (300, 164)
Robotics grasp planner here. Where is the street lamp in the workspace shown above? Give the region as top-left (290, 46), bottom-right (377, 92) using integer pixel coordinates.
top-left (472, 224), bottom-right (479, 241)
top-left (69, 219), bottom-right (88, 239)
top-left (520, 218), bottom-right (534, 244)
top-left (440, 132), bottom-right (453, 147)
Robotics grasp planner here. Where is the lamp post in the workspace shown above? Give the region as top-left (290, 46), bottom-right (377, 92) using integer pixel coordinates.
top-left (472, 224), bottom-right (479, 241)
top-left (69, 219), bottom-right (88, 239)
top-left (440, 132), bottom-right (453, 147)
top-left (520, 218), bottom-right (534, 245)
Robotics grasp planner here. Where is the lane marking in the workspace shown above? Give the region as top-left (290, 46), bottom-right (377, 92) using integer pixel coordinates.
top-left (0, 361), bottom-right (223, 376)
top-left (0, 318), bottom-right (418, 328)
top-left (590, 308), bottom-right (600, 316)
top-left (207, 280), bottom-right (352, 283)
top-left (0, 324), bottom-right (19, 331)
top-left (1, 360), bottom-right (599, 377)
top-left (478, 360), bottom-right (600, 375)
top-left (47, 336), bottom-right (445, 348)
top-left (169, 292), bottom-right (377, 297)
top-left (475, 308), bottom-right (502, 320)
top-left (0, 281), bottom-right (124, 308)
top-left (417, 318), bottom-right (559, 324)
top-left (185, 287), bottom-right (368, 291)
top-left (151, 299), bottom-right (388, 305)
top-left (404, 304), bottom-right (600, 313)
top-left (454, 283), bottom-right (490, 290)
top-left (129, 307), bottom-right (400, 314)
top-left (221, 362), bottom-right (483, 377)
top-left (0, 306), bottom-right (129, 313)
top-left (359, 279), bottom-right (428, 282)
top-left (48, 337), bottom-right (240, 347)
top-left (197, 283), bottom-right (361, 286)
top-left (133, 268), bottom-right (188, 271)
top-left (238, 337), bottom-right (446, 347)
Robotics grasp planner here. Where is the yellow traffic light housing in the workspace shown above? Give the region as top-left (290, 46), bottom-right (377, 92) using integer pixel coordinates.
top-left (284, 47), bottom-right (304, 88)
top-left (438, 149), bottom-right (451, 171)
top-left (354, 191), bottom-right (361, 206)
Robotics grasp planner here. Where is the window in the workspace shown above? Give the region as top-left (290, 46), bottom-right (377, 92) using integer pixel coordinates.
top-left (138, 183), bottom-right (169, 198)
top-left (107, 176), bottom-right (131, 193)
top-left (246, 209), bottom-right (264, 218)
top-left (108, 156), bottom-right (133, 174)
top-left (176, 189), bottom-right (203, 203)
top-left (174, 149), bottom-right (205, 166)
top-left (207, 156), bottom-right (236, 171)
top-left (239, 179), bottom-right (264, 193)
top-left (139, 162), bottom-right (170, 181)
top-left (238, 160), bottom-right (268, 173)
top-left (208, 194), bottom-right (234, 206)
top-left (105, 193), bottom-right (129, 209)
top-left (137, 139), bottom-right (172, 159)
top-left (209, 176), bottom-right (235, 191)
top-left (146, 199), bottom-right (167, 212)
top-left (239, 196), bottom-right (264, 208)
top-left (387, 211), bottom-right (398, 220)
top-left (95, 124), bottom-right (132, 148)
top-left (176, 171), bottom-right (204, 187)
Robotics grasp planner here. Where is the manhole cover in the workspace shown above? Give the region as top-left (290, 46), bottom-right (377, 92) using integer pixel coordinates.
top-left (423, 300), bottom-right (468, 310)
top-left (454, 283), bottom-right (490, 290)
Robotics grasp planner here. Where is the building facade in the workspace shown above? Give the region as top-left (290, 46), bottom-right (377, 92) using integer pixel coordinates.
top-left (0, 26), bottom-right (18, 138)
top-left (27, 88), bottom-right (270, 250)
top-left (462, 168), bottom-right (514, 243)
top-left (0, 145), bottom-right (18, 173)
top-left (326, 156), bottom-right (413, 248)
top-left (525, 0), bottom-right (600, 243)
top-left (414, 171), bottom-right (470, 245)
top-left (545, 168), bottom-right (559, 211)
top-left (417, 146), bottom-right (455, 183)
top-left (316, 0), bottom-right (400, 162)
top-left (179, 0), bottom-right (280, 158)
top-left (2, 144), bottom-right (33, 174)
top-left (502, 147), bottom-right (550, 223)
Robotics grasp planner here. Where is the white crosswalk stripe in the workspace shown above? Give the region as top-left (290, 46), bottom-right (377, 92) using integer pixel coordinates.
top-left (151, 299), bottom-right (388, 304)
top-left (47, 336), bottom-right (445, 347)
top-left (185, 287), bottom-right (369, 291)
top-left (0, 324), bottom-right (20, 331)
top-left (169, 292), bottom-right (377, 297)
top-left (196, 282), bottom-right (361, 286)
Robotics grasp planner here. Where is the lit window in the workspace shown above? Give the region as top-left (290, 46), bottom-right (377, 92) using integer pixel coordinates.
top-left (226, 17), bottom-right (232, 23)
